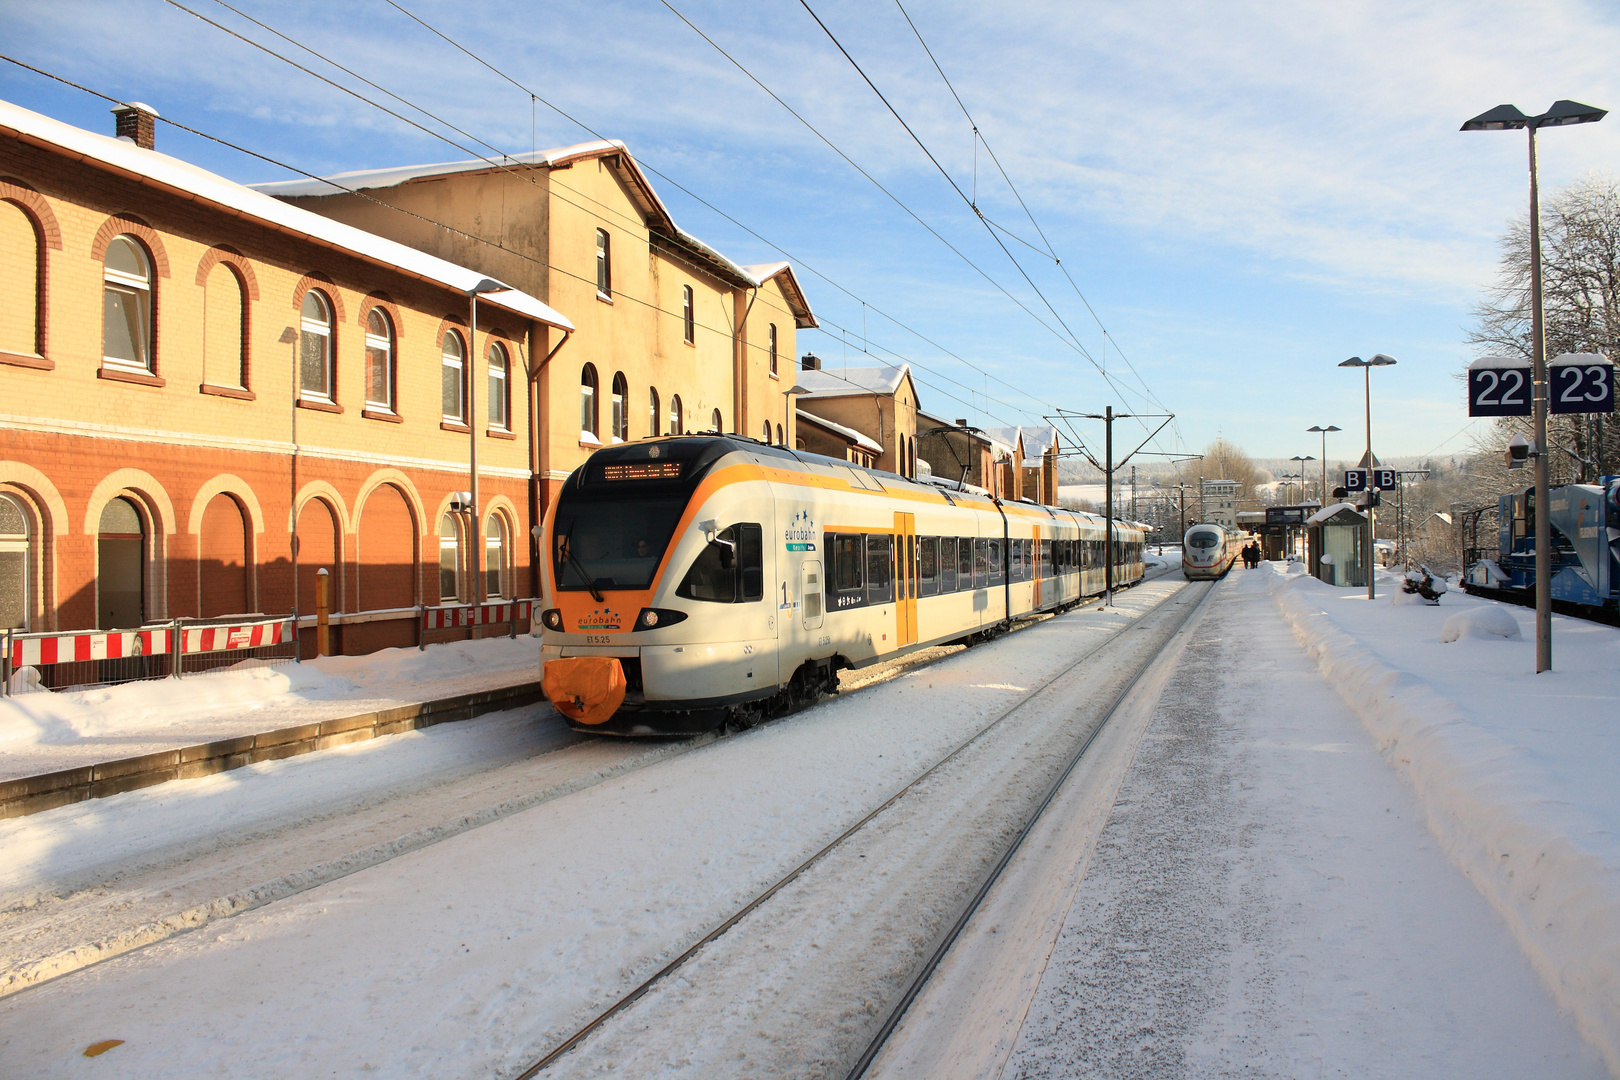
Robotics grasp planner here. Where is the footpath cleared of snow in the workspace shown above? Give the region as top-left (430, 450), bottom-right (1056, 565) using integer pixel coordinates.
top-left (0, 583), bottom-right (1182, 1080)
top-left (0, 636), bottom-right (543, 780)
top-left (1263, 561), bottom-right (1620, 1073)
top-left (996, 567), bottom-right (1603, 1079)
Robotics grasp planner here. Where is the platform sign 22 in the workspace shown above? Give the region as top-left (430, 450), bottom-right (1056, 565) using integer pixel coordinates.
top-left (1468, 357), bottom-right (1532, 418)
top-left (1550, 354), bottom-right (1615, 415)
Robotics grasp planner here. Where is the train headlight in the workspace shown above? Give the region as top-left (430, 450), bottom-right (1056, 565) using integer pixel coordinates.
top-left (634, 608), bottom-right (687, 630)
top-left (541, 608), bottom-right (563, 631)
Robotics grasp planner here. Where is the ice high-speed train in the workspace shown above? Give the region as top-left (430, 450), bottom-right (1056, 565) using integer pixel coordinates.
top-left (538, 436), bottom-right (1147, 735)
top-left (1182, 523), bottom-right (1240, 580)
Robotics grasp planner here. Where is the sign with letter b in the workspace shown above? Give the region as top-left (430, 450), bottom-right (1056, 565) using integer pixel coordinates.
top-left (1373, 468), bottom-right (1396, 490)
top-left (1343, 468), bottom-right (1368, 492)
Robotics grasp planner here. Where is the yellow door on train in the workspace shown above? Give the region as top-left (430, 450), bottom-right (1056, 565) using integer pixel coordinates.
top-left (895, 512), bottom-right (917, 645)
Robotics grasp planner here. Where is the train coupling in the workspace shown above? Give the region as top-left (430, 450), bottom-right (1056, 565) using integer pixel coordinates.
top-left (541, 655), bottom-right (627, 726)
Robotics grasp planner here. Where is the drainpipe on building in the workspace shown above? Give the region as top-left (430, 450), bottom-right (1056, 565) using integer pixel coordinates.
top-left (733, 287), bottom-right (758, 435)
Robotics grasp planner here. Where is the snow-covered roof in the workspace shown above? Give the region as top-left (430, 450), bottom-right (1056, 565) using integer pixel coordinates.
top-left (0, 99), bottom-right (572, 331)
top-left (1307, 501), bottom-right (1364, 525)
top-left (795, 364), bottom-right (912, 400)
top-left (796, 409), bottom-right (883, 454)
top-left (742, 262), bottom-right (818, 329)
top-left (1468, 355), bottom-right (1530, 370)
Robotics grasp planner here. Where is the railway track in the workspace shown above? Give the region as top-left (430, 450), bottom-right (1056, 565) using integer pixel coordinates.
top-left (518, 575), bottom-right (1212, 1079)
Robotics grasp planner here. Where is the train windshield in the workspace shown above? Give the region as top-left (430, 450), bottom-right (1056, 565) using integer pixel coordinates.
top-left (1186, 532), bottom-right (1219, 549)
top-left (553, 495), bottom-right (685, 591)
top-left (550, 438), bottom-right (742, 592)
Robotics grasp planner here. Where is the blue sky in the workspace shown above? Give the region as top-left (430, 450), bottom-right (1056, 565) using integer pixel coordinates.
top-left (7, 0), bottom-right (1620, 462)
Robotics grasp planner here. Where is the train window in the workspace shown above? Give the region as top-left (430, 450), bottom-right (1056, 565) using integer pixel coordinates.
top-left (738, 523), bottom-right (763, 601)
top-left (919, 537), bottom-right (938, 597)
top-left (904, 533), bottom-right (916, 600)
top-left (830, 533), bottom-right (864, 600)
top-left (866, 534), bottom-right (894, 605)
top-left (939, 537), bottom-right (957, 592)
top-left (973, 538), bottom-right (989, 589)
top-left (678, 526), bottom-right (739, 603)
top-left (988, 538), bottom-right (1004, 586)
top-left (957, 537), bottom-right (973, 588)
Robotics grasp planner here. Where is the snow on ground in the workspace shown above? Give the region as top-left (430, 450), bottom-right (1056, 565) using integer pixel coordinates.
top-left (1262, 560), bottom-right (1620, 1073)
top-left (0, 636), bottom-right (543, 780)
top-left (1005, 566), bottom-right (1606, 1078)
top-left (0, 585), bottom-right (1180, 1079)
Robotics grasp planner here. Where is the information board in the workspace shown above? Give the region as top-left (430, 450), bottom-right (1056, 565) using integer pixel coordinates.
top-left (1550, 354), bottom-right (1615, 415)
top-left (1468, 356), bottom-right (1533, 418)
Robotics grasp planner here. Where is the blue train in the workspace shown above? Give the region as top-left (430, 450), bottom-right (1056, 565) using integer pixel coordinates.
top-left (1463, 476), bottom-right (1620, 621)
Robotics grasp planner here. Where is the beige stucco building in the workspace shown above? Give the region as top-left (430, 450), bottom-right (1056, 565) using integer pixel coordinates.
top-left (254, 143), bottom-right (818, 517)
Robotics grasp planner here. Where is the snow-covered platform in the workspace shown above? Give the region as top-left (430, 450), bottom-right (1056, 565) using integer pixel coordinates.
top-left (0, 638), bottom-right (545, 796)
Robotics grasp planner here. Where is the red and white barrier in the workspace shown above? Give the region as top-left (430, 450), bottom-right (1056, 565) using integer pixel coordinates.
top-left (7, 617), bottom-right (294, 669)
top-left (9, 627), bottom-right (172, 668)
top-left (422, 600), bottom-right (533, 631)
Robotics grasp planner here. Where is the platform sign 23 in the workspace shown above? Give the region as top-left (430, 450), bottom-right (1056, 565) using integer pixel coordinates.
top-left (1550, 353), bottom-right (1614, 415)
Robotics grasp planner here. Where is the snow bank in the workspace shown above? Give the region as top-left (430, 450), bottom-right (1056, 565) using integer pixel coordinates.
top-left (0, 637), bottom-right (541, 775)
top-left (1442, 606), bottom-right (1523, 643)
top-left (1261, 564), bottom-right (1620, 1072)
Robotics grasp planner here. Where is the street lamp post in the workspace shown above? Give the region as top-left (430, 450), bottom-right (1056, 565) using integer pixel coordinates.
top-left (1307, 425), bottom-right (1340, 502)
top-left (783, 383), bottom-right (809, 448)
top-left (465, 277), bottom-right (506, 607)
top-left (1339, 354), bottom-right (1396, 600)
top-left (1290, 455), bottom-right (1316, 503)
top-left (1463, 99), bottom-right (1606, 673)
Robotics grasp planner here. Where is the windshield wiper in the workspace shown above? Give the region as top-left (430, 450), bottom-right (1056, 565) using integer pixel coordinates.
top-left (561, 527), bottom-right (605, 602)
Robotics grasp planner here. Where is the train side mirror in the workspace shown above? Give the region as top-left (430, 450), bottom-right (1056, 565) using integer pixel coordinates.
top-left (1506, 435), bottom-right (1532, 471)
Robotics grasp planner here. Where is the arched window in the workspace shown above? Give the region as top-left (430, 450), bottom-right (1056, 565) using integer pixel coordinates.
top-left (669, 394), bottom-right (683, 435)
top-left (438, 512), bottom-right (462, 603)
top-left (682, 285), bottom-right (695, 344)
top-left (769, 323), bottom-right (778, 376)
top-left (711, 408), bottom-right (722, 433)
top-left (0, 201), bottom-right (42, 359)
top-left (103, 235), bottom-right (153, 373)
top-left (580, 363), bottom-right (599, 440)
top-left (0, 494), bottom-right (30, 631)
top-left (649, 386), bottom-right (661, 438)
top-left (365, 309), bottom-right (395, 411)
top-left (487, 340), bottom-right (510, 430)
top-left (611, 372), bottom-right (628, 443)
top-left (441, 329), bottom-right (466, 422)
top-left (484, 514), bottom-right (507, 599)
top-left (97, 496), bottom-right (145, 629)
top-left (203, 262), bottom-right (247, 390)
top-left (777, 423), bottom-right (784, 446)
top-left (596, 228), bottom-right (611, 298)
top-left (299, 290), bottom-right (334, 400)
top-left (763, 421), bottom-right (772, 444)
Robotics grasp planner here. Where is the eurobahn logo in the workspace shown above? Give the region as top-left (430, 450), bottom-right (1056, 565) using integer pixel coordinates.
top-left (784, 508), bottom-right (817, 551)
top-left (577, 608), bottom-right (623, 631)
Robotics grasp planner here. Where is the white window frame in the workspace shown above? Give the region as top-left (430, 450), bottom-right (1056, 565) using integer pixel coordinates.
top-left (364, 309), bottom-right (395, 411)
top-left (484, 513), bottom-right (507, 600)
top-left (581, 364), bottom-right (599, 440)
top-left (299, 290), bottom-right (334, 401)
top-left (102, 235), bottom-right (153, 374)
top-left (438, 513), bottom-right (463, 603)
top-left (487, 341), bottom-right (510, 431)
top-left (682, 285), bottom-right (694, 344)
top-left (596, 228), bottom-right (612, 300)
top-left (611, 372), bottom-right (627, 444)
top-left (769, 323), bottom-right (778, 376)
top-left (0, 493), bottom-right (29, 632)
top-left (442, 330), bottom-right (466, 423)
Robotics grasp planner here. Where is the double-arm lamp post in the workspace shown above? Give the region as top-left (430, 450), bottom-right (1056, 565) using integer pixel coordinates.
top-left (1289, 455), bottom-right (1316, 503)
top-left (1462, 99), bottom-right (1606, 673)
top-left (1339, 354), bottom-right (1396, 600)
top-left (1306, 425), bottom-right (1339, 502)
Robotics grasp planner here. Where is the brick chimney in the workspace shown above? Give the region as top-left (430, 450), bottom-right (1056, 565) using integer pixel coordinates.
top-left (955, 418), bottom-right (968, 427)
top-left (111, 102), bottom-right (159, 150)
top-left (801, 352), bottom-right (821, 371)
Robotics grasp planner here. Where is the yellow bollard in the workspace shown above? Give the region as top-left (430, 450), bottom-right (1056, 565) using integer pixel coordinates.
top-left (316, 567), bottom-right (329, 657)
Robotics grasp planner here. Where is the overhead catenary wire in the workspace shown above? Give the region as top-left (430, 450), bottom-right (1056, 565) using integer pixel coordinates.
top-left (377, 0), bottom-right (1100, 427)
top-left (0, 54), bottom-right (1037, 433)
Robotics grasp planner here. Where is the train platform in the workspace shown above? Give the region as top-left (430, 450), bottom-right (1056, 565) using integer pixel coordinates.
top-left (0, 637), bottom-right (546, 815)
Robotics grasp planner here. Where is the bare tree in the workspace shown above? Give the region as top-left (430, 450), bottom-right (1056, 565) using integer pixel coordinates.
top-left (1467, 172), bottom-right (1620, 480)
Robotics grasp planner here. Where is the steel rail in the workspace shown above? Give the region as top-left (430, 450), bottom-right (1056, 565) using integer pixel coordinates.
top-left (845, 577), bottom-right (1215, 1078)
top-left (514, 571), bottom-right (1195, 1077)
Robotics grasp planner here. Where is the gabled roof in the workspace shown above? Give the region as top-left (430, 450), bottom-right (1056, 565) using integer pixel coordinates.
top-left (251, 138), bottom-right (679, 237)
top-left (796, 363), bottom-right (912, 399)
top-left (0, 98), bottom-right (572, 331)
top-left (743, 262), bottom-right (818, 329)
top-left (984, 425), bottom-right (1061, 462)
top-left (796, 409), bottom-right (882, 454)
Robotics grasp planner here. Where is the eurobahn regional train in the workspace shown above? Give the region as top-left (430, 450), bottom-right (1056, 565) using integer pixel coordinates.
top-left (1181, 523), bottom-right (1240, 580)
top-left (538, 436), bottom-right (1147, 735)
